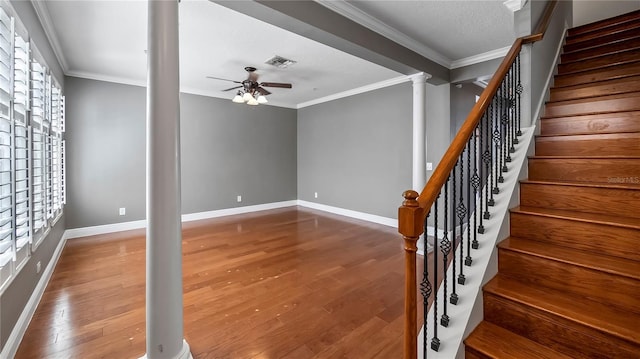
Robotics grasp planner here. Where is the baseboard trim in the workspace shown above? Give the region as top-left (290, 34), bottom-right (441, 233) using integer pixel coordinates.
top-left (1, 231), bottom-right (68, 359)
top-left (65, 201), bottom-right (299, 239)
top-left (296, 200), bottom-right (397, 228)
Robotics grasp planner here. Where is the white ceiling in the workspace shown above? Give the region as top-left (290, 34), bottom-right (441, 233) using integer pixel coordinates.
top-left (35, 0), bottom-right (516, 108)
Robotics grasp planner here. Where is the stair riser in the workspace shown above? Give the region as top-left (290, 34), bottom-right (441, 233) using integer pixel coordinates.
top-left (510, 212), bottom-right (640, 261)
top-left (498, 248), bottom-right (640, 313)
top-left (520, 183), bottom-right (640, 219)
top-left (558, 49), bottom-right (640, 75)
top-left (484, 292), bottom-right (640, 358)
top-left (540, 112), bottom-right (640, 135)
top-left (553, 62), bottom-right (640, 87)
top-left (562, 37), bottom-right (640, 63)
top-left (528, 158), bottom-right (640, 184)
top-left (535, 134), bottom-right (640, 156)
top-left (545, 96), bottom-right (640, 118)
top-left (549, 77), bottom-right (640, 102)
top-left (567, 16), bottom-right (640, 44)
top-left (464, 349), bottom-right (489, 359)
top-left (564, 26), bottom-right (640, 53)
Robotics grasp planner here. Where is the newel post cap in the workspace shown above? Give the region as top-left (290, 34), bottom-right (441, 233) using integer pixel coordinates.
top-left (398, 190), bottom-right (424, 239)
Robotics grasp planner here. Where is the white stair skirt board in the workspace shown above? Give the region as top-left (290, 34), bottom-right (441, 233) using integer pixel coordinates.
top-left (1, 232), bottom-right (69, 359)
top-left (416, 127), bottom-right (535, 359)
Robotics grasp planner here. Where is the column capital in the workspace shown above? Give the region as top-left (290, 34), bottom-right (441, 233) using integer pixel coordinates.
top-left (409, 72), bottom-right (432, 84)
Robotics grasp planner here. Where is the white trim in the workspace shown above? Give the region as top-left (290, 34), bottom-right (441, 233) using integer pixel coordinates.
top-left (65, 219), bottom-right (147, 240)
top-left (315, 0), bottom-right (452, 68)
top-left (65, 201), bottom-right (299, 239)
top-left (532, 27), bottom-right (567, 126)
top-left (31, 0), bottom-right (69, 72)
top-left (181, 200), bottom-right (298, 222)
top-left (0, 231), bottom-right (68, 359)
top-left (296, 200), bottom-right (397, 228)
top-left (450, 45), bottom-right (511, 69)
top-left (503, 0), bottom-right (527, 13)
top-left (297, 75), bottom-right (411, 109)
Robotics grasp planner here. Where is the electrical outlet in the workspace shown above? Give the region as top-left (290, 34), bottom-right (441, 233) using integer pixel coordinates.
top-left (314, 192), bottom-right (318, 198)
top-left (36, 261), bottom-right (41, 274)
top-left (119, 207), bottom-right (126, 216)
top-left (426, 162), bottom-right (433, 171)
top-left (237, 195), bottom-right (242, 203)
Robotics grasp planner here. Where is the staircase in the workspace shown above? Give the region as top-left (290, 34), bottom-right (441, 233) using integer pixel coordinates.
top-left (464, 11), bottom-right (640, 359)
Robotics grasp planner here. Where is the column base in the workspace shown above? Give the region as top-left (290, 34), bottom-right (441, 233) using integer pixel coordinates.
top-left (139, 339), bottom-right (192, 359)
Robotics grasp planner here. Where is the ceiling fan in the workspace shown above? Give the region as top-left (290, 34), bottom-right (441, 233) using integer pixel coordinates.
top-left (207, 66), bottom-right (292, 105)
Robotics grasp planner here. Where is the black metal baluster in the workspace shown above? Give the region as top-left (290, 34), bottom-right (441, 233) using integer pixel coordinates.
top-left (441, 179), bottom-right (451, 327)
top-left (479, 112), bottom-right (488, 232)
top-left (489, 101), bottom-right (497, 202)
top-left (492, 96), bottom-right (501, 193)
top-left (516, 54), bottom-right (523, 137)
top-left (472, 124), bottom-right (481, 246)
top-left (498, 80), bottom-right (506, 184)
top-left (466, 135), bottom-right (473, 263)
top-left (457, 150), bottom-right (466, 284)
top-left (451, 166), bottom-right (458, 305)
top-left (421, 211), bottom-right (432, 357)
top-left (431, 195), bottom-right (440, 351)
top-left (509, 63), bottom-right (516, 155)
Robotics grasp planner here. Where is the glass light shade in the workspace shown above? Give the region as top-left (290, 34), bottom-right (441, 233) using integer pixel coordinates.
top-left (232, 94), bottom-right (244, 103)
top-left (246, 97), bottom-right (259, 105)
top-left (257, 95), bottom-right (268, 104)
top-left (242, 92), bottom-right (254, 102)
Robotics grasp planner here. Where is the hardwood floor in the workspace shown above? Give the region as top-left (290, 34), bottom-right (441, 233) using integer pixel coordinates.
top-left (16, 207), bottom-right (429, 359)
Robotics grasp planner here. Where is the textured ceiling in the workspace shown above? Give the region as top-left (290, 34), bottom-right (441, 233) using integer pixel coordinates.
top-left (38, 0), bottom-right (517, 108)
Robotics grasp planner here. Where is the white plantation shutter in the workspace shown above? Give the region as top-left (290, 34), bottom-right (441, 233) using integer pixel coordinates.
top-left (30, 58), bottom-right (46, 244)
top-left (0, 7), bottom-right (12, 287)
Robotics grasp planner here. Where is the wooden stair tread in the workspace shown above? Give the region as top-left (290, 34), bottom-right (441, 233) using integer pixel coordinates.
top-left (568, 10), bottom-right (640, 37)
top-left (536, 131), bottom-right (640, 141)
top-left (539, 111), bottom-right (640, 136)
top-left (549, 75), bottom-right (640, 101)
top-left (558, 48), bottom-right (640, 75)
top-left (530, 155), bottom-right (640, 159)
top-left (546, 91), bottom-right (640, 106)
top-left (563, 26), bottom-right (640, 54)
top-left (485, 275), bottom-right (640, 344)
top-left (499, 237), bottom-right (640, 281)
top-left (561, 36), bottom-right (640, 63)
top-left (520, 179), bottom-right (640, 191)
top-left (511, 205), bottom-right (640, 231)
top-left (465, 321), bottom-right (573, 359)
top-left (553, 61), bottom-right (640, 88)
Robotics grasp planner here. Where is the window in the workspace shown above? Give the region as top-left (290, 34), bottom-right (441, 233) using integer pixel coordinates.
top-left (0, 3), bottom-right (65, 293)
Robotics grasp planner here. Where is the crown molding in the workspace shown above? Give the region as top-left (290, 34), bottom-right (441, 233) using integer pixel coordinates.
top-left (31, 0), bottom-right (69, 73)
top-left (503, 0), bottom-right (528, 12)
top-left (315, 0), bottom-right (452, 68)
top-left (297, 74), bottom-right (411, 109)
top-left (450, 45), bottom-right (511, 69)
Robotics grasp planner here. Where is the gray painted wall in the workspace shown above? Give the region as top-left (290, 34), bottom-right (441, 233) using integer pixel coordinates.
top-left (65, 76), bottom-right (297, 229)
top-left (450, 83), bottom-right (483, 139)
top-left (297, 83), bottom-right (412, 219)
top-left (0, 1), bottom-right (67, 352)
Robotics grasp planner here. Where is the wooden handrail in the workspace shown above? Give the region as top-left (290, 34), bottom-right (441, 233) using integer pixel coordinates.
top-left (398, 1), bottom-right (558, 358)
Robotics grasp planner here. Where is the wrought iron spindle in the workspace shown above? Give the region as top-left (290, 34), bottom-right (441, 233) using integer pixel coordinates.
top-left (450, 165), bottom-right (458, 305)
top-left (516, 54), bottom-right (523, 137)
top-left (473, 121), bottom-right (482, 240)
top-left (492, 96), bottom-right (501, 194)
top-left (479, 112), bottom-right (487, 232)
top-left (457, 151), bottom-right (466, 284)
top-left (421, 211), bottom-right (432, 357)
top-left (488, 102), bottom-right (497, 204)
top-left (509, 63), bottom-right (516, 155)
top-left (466, 135), bottom-right (473, 263)
top-left (440, 179), bottom-right (451, 327)
top-left (431, 195), bottom-right (440, 351)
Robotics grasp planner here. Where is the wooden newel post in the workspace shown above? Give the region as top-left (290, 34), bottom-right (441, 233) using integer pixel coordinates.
top-left (398, 190), bottom-right (425, 359)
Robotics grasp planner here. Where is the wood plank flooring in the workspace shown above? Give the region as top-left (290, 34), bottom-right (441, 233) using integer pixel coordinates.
top-left (15, 207), bottom-right (430, 359)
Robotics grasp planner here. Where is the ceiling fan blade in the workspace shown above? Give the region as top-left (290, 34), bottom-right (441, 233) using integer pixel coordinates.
top-left (222, 85), bottom-right (243, 92)
top-left (256, 87), bottom-right (271, 96)
top-left (207, 76), bottom-right (242, 83)
top-left (260, 82), bottom-right (292, 89)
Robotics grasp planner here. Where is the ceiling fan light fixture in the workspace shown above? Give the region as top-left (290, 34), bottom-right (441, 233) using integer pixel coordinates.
top-left (246, 97), bottom-right (259, 106)
top-left (232, 92), bottom-right (244, 103)
top-left (242, 92), bottom-right (254, 102)
top-left (257, 95), bottom-right (268, 104)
